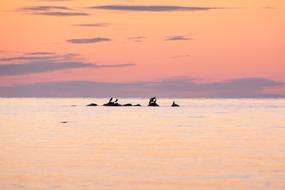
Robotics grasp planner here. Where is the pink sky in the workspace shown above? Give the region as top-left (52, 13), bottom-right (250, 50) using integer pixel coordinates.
top-left (0, 0), bottom-right (284, 97)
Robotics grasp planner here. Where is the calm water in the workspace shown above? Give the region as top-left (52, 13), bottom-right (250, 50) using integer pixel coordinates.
top-left (0, 98), bottom-right (285, 190)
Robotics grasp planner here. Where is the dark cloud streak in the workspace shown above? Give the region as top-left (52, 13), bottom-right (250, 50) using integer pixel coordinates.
top-left (128, 36), bottom-right (146, 42)
top-left (19, 6), bottom-right (90, 17)
top-left (67, 37), bottom-right (111, 44)
top-left (35, 11), bottom-right (89, 16)
top-left (25, 52), bottom-right (55, 56)
top-left (0, 62), bottom-right (135, 76)
top-left (128, 36), bottom-right (146, 40)
top-left (73, 23), bottom-right (110, 27)
top-left (20, 6), bottom-right (71, 11)
top-left (0, 52), bottom-right (135, 76)
top-left (166, 35), bottom-right (191, 41)
top-left (0, 77), bottom-right (283, 98)
top-left (0, 56), bottom-right (57, 62)
top-left (90, 5), bottom-right (222, 12)
top-left (0, 62), bottom-right (93, 76)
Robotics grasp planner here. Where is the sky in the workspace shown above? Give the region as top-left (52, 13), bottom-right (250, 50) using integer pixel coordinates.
top-left (0, 0), bottom-right (284, 97)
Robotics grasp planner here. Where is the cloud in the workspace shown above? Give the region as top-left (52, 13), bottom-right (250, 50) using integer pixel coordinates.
top-left (128, 36), bottom-right (146, 42)
top-left (99, 63), bottom-right (135, 68)
top-left (21, 6), bottom-right (71, 11)
top-left (0, 77), bottom-right (283, 98)
top-left (19, 6), bottom-right (90, 16)
top-left (128, 36), bottom-right (146, 40)
top-left (63, 53), bottom-right (81, 58)
top-left (73, 23), bottom-right (110, 27)
top-left (166, 35), bottom-right (191, 41)
top-left (0, 53), bottom-right (81, 63)
top-left (145, 77), bottom-right (284, 98)
top-left (0, 56), bottom-right (57, 62)
top-left (67, 37), bottom-right (111, 44)
top-left (90, 5), bottom-right (221, 12)
top-left (0, 53), bottom-right (135, 76)
top-left (36, 12), bottom-right (89, 16)
top-left (0, 62), bottom-right (94, 76)
top-left (25, 52), bottom-right (55, 56)
top-left (0, 62), bottom-right (135, 76)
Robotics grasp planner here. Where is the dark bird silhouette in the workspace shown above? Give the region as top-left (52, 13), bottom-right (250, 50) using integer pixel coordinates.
top-left (148, 97), bottom-right (159, 107)
top-left (104, 97), bottom-right (121, 106)
top-left (149, 97), bottom-right (155, 103)
top-left (171, 101), bottom-right (179, 107)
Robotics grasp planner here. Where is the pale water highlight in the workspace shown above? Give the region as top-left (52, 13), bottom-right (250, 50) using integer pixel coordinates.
top-left (0, 98), bottom-right (285, 190)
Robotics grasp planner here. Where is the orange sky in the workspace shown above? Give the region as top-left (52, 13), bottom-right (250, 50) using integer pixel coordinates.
top-left (0, 0), bottom-right (285, 93)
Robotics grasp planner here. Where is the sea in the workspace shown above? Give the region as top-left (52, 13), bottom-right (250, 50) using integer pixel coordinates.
top-left (0, 98), bottom-right (285, 190)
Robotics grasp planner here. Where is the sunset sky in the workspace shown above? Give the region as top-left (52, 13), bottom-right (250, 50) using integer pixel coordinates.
top-left (0, 0), bottom-right (284, 97)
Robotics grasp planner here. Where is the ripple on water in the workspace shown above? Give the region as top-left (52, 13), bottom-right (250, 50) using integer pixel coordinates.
top-left (205, 174), bottom-right (251, 180)
top-left (189, 115), bottom-right (206, 118)
top-left (272, 126), bottom-right (285, 129)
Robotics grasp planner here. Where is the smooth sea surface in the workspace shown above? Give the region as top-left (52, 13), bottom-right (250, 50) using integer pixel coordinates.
top-left (0, 98), bottom-right (285, 190)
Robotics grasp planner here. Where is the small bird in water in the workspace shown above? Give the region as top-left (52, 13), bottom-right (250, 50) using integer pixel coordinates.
top-left (171, 101), bottom-right (179, 107)
top-left (148, 97), bottom-right (159, 107)
top-left (104, 97), bottom-right (121, 106)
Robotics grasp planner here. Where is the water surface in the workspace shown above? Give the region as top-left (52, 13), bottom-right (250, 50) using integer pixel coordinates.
top-left (0, 98), bottom-right (285, 190)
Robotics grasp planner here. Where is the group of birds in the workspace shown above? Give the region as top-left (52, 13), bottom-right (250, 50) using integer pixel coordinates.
top-left (86, 97), bottom-right (180, 107)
